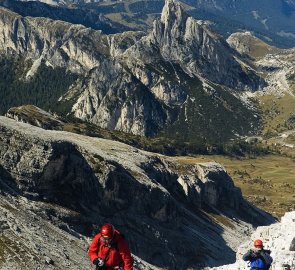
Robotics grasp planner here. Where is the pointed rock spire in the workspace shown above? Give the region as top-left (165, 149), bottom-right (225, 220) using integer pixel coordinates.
top-left (160, 0), bottom-right (188, 27)
top-left (153, 0), bottom-right (188, 44)
top-left (145, 0), bottom-right (264, 90)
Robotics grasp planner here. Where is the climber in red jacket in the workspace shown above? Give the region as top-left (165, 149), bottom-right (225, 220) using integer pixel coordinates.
top-left (88, 223), bottom-right (134, 270)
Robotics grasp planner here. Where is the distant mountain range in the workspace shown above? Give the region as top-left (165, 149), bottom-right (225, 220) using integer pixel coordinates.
top-left (9, 0), bottom-right (295, 47)
top-left (13, 0), bottom-right (84, 6)
top-left (0, 0), bottom-right (130, 34)
top-left (188, 0), bottom-right (295, 48)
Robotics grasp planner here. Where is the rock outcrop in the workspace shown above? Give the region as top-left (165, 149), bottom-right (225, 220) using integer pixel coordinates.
top-left (0, 116), bottom-right (274, 269)
top-left (227, 31), bottom-right (279, 59)
top-left (209, 211), bottom-right (295, 270)
top-left (6, 105), bottom-right (64, 130)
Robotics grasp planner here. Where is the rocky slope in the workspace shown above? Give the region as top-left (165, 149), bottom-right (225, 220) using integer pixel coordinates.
top-left (227, 31), bottom-right (280, 60)
top-left (209, 211), bottom-right (295, 270)
top-left (226, 31), bottom-right (295, 141)
top-left (6, 105), bottom-right (64, 130)
top-left (227, 31), bottom-right (295, 113)
top-left (0, 116), bottom-right (274, 269)
top-left (0, 0), bottom-right (265, 142)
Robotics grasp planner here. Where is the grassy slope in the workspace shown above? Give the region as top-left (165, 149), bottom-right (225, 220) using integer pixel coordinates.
top-left (256, 71), bottom-right (295, 158)
top-left (170, 154), bottom-right (295, 218)
top-left (259, 93), bottom-right (295, 136)
top-left (89, 0), bottom-right (162, 31)
top-left (236, 33), bottom-right (295, 140)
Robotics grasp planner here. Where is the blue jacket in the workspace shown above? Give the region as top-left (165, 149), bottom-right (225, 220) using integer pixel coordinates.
top-left (242, 249), bottom-right (273, 270)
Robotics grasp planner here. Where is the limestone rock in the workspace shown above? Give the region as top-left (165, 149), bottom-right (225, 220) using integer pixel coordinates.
top-left (124, 0), bottom-right (264, 92)
top-left (209, 211), bottom-right (295, 270)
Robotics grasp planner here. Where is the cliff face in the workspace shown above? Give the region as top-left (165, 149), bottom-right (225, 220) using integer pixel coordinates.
top-left (0, 7), bottom-right (108, 71)
top-left (0, 1), bottom-right (265, 140)
top-left (0, 116), bottom-right (274, 269)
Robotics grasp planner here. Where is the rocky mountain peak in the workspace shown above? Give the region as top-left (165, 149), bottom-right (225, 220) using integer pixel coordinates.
top-left (160, 0), bottom-right (188, 33)
top-left (152, 0), bottom-right (196, 53)
top-left (148, 0), bottom-right (263, 91)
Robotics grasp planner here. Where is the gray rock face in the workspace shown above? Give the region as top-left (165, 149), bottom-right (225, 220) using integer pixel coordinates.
top-left (210, 211), bottom-right (295, 270)
top-left (0, 7), bottom-right (107, 72)
top-left (0, 116), bottom-right (274, 269)
top-left (152, 0), bottom-right (261, 90)
top-left (68, 60), bottom-right (171, 136)
top-left (123, 0), bottom-right (263, 92)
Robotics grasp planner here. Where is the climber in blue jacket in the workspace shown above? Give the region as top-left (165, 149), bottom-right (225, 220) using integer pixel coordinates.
top-left (242, 239), bottom-right (273, 270)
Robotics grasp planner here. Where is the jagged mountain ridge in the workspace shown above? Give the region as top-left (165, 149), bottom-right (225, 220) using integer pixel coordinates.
top-left (0, 0), bottom-right (130, 34)
top-left (12, 0), bottom-right (295, 47)
top-left (0, 116), bottom-right (275, 269)
top-left (0, 1), bottom-right (265, 142)
top-left (123, 0), bottom-right (262, 90)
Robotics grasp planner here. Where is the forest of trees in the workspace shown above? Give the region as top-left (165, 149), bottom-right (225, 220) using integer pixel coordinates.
top-left (0, 56), bottom-right (78, 115)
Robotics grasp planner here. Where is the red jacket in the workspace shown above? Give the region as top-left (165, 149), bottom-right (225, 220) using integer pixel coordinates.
top-left (88, 230), bottom-right (133, 270)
